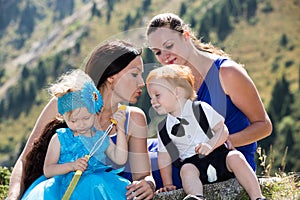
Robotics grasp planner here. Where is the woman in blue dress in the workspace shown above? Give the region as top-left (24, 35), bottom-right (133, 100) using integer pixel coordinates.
top-left (146, 13), bottom-right (273, 191)
top-left (22, 69), bottom-right (130, 200)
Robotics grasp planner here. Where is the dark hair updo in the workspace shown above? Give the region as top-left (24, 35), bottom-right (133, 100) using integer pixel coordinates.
top-left (85, 40), bottom-right (142, 89)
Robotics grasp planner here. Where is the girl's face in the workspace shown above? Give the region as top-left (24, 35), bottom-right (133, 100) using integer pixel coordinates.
top-left (147, 78), bottom-right (180, 116)
top-left (65, 107), bottom-right (95, 136)
top-left (111, 56), bottom-right (145, 104)
top-left (147, 28), bottom-right (191, 65)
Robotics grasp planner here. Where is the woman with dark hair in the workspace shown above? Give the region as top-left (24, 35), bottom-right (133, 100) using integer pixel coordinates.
top-left (8, 40), bottom-right (155, 200)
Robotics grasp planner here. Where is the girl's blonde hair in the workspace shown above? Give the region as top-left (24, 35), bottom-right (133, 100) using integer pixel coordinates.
top-left (48, 69), bottom-right (94, 120)
top-left (48, 69), bottom-right (92, 98)
top-left (146, 64), bottom-right (197, 100)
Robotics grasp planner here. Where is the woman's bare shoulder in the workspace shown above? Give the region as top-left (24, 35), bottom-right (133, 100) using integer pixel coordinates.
top-left (126, 106), bottom-right (148, 137)
top-left (127, 106), bottom-right (146, 121)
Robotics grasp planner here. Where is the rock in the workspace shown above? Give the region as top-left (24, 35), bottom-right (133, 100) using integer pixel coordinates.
top-left (153, 188), bottom-right (186, 200)
top-left (153, 178), bottom-right (245, 200)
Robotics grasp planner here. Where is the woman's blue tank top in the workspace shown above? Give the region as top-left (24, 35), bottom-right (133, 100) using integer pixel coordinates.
top-left (197, 58), bottom-right (257, 170)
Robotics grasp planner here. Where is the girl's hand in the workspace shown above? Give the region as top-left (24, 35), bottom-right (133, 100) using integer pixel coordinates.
top-left (71, 156), bottom-right (88, 172)
top-left (126, 180), bottom-right (155, 200)
top-left (195, 142), bottom-right (212, 156)
top-left (156, 184), bottom-right (176, 193)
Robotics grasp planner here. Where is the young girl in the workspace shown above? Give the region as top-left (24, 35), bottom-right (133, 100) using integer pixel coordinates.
top-left (146, 64), bottom-right (267, 200)
top-left (21, 69), bottom-right (130, 199)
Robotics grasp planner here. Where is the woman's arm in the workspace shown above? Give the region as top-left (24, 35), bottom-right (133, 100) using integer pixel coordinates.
top-left (106, 108), bottom-right (128, 165)
top-left (8, 98), bottom-right (58, 199)
top-left (220, 62), bottom-right (272, 147)
top-left (125, 106), bottom-right (155, 200)
top-left (157, 151), bottom-right (176, 192)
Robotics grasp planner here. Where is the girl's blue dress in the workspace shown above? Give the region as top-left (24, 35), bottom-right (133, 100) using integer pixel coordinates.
top-left (21, 128), bottom-right (130, 200)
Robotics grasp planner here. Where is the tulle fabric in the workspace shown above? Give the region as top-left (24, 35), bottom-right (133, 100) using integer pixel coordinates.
top-left (21, 128), bottom-right (130, 200)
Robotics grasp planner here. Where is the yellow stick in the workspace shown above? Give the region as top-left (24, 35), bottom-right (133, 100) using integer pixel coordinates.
top-left (62, 155), bottom-right (90, 200)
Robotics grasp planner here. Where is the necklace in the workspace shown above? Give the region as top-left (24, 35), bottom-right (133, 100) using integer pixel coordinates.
top-left (95, 113), bottom-right (117, 135)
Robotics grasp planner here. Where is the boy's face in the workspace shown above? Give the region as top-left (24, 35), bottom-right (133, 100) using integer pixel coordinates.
top-left (65, 107), bottom-right (95, 136)
top-left (147, 78), bottom-right (179, 115)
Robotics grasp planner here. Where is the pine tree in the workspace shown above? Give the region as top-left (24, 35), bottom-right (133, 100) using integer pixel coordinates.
top-left (179, 2), bottom-right (187, 17)
top-left (268, 75), bottom-right (293, 123)
top-left (216, 4), bottom-right (232, 41)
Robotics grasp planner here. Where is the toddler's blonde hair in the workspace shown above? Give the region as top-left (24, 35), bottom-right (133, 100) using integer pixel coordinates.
top-left (146, 64), bottom-right (197, 100)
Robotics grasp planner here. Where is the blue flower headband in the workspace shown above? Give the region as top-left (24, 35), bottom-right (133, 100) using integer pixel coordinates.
top-left (57, 81), bottom-right (103, 115)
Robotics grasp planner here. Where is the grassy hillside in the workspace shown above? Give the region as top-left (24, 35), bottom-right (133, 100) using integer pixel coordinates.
top-left (222, 0), bottom-right (300, 104)
top-left (0, 0), bottom-right (299, 170)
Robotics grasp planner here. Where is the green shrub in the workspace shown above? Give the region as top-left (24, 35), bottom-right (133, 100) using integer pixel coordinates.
top-left (0, 166), bottom-right (11, 199)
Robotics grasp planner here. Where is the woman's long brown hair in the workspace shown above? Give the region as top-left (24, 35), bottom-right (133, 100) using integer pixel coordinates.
top-left (23, 119), bottom-right (68, 192)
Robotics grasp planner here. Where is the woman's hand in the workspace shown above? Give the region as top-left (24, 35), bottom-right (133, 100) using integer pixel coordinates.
top-left (112, 107), bottom-right (126, 134)
top-left (155, 184), bottom-right (176, 193)
top-left (126, 180), bottom-right (155, 200)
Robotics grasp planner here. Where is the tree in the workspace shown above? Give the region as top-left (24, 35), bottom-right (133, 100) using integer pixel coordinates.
top-left (54, 0), bottom-right (74, 20)
top-left (142, 48), bottom-right (156, 65)
top-left (179, 2), bottom-right (187, 17)
top-left (198, 19), bottom-right (210, 43)
top-left (280, 33), bottom-right (288, 47)
top-left (263, 75), bottom-right (294, 154)
top-left (246, 0), bottom-right (257, 20)
top-left (190, 16), bottom-right (196, 28)
top-left (0, 68), bottom-right (5, 86)
top-left (0, 0), bottom-right (20, 31)
top-left (106, 11), bottom-right (111, 24)
top-left (290, 86), bottom-right (300, 120)
top-left (142, 0), bottom-right (151, 11)
top-left (0, 100), bottom-right (4, 119)
top-left (268, 75), bottom-right (293, 123)
top-left (123, 14), bottom-right (132, 31)
top-left (91, 1), bottom-right (101, 18)
top-left (21, 66), bottom-right (30, 79)
top-left (27, 79), bottom-right (37, 103)
top-left (216, 4), bottom-right (232, 41)
top-left (17, 2), bottom-right (36, 36)
top-left (53, 54), bottom-right (62, 77)
top-left (228, 0), bottom-right (241, 19)
top-left (0, 1), bottom-right (3, 30)
top-left (36, 60), bottom-right (47, 89)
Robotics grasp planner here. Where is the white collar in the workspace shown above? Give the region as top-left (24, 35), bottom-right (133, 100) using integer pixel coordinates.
top-left (166, 99), bottom-right (194, 127)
